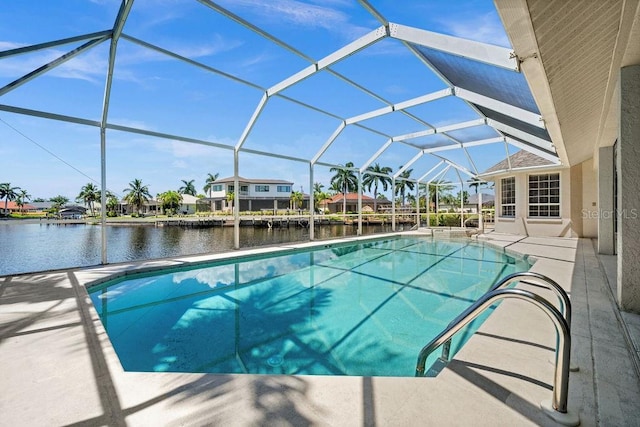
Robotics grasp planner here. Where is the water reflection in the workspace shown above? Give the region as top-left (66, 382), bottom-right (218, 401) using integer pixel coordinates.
top-left (0, 223), bottom-right (397, 275)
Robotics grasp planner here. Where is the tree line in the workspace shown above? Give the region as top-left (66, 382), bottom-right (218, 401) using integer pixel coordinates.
top-left (3, 166), bottom-right (488, 217)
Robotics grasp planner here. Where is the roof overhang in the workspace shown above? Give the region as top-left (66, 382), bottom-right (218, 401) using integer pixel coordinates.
top-left (495, 0), bottom-right (640, 167)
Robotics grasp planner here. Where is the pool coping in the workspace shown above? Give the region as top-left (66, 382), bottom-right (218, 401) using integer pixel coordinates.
top-left (2, 232), bottom-right (639, 425)
top-left (77, 232), bottom-right (408, 289)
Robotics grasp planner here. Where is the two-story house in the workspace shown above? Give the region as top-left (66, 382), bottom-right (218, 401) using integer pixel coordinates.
top-left (202, 177), bottom-right (307, 212)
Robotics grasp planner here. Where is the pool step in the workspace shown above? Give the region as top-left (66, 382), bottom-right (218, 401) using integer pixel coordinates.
top-left (431, 228), bottom-right (474, 239)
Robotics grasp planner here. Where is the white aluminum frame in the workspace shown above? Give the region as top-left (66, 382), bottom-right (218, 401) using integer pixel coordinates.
top-left (0, 0), bottom-right (565, 262)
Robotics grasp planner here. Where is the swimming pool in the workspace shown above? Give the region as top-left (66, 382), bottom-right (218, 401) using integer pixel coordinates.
top-left (89, 237), bottom-right (530, 377)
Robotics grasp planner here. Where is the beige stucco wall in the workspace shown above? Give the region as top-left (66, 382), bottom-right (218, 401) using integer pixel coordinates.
top-left (581, 158), bottom-right (598, 237)
top-left (490, 161), bottom-right (598, 238)
top-left (571, 164), bottom-right (584, 236)
top-left (492, 167), bottom-right (576, 237)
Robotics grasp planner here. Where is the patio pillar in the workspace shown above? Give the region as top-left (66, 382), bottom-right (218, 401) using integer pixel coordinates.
top-left (309, 163), bottom-right (315, 241)
top-left (392, 177), bottom-right (396, 231)
top-left (598, 145), bottom-right (615, 254)
top-left (357, 170), bottom-right (362, 236)
top-left (617, 64), bottom-right (640, 313)
top-left (478, 191), bottom-right (484, 232)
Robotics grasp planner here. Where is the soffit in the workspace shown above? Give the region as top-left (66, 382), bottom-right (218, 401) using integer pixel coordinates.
top-left (496, 0), bottom-right (636, 166)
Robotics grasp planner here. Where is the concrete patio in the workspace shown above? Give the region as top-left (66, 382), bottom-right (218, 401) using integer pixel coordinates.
top-left (1, 232), bottom-right (639, 426)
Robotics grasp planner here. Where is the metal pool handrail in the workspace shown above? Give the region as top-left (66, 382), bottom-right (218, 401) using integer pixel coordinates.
top-left (440, 271), bottom-right (573, 364)
top-left (415, 288), bottom-right (578, 424)
top-left (489, 271), bottom-right (571, 327)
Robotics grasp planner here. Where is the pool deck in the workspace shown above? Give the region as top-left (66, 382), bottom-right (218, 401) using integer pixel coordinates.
top-left (1, 232), bottom-right (639, 426)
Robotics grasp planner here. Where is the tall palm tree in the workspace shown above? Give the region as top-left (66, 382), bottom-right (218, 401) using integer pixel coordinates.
top-left (123, 178), bottom-right (151, 215)
top-left (394, 167), bottom-right (415, 206)
top-left (0, 183), bottom-right (20, 215)
top-left (178, 179), bottom-right (197, 196)
top-left (330, 161), bottom-right (358, 215)
top-left (77, 182), bottom-right (99, 216)
top-left (202, 172), bottom-right (219, 211)
top-left (362, 163), bottom-right (392, 212)
top-left (16, 189), bottom-right (31, 214)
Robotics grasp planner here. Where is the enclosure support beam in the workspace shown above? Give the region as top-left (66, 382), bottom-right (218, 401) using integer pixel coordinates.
top-left (0, 37), bottom-right (110, 97)
top-left (357, 170), bottom-right (363, 236)
top-left (98, 0), bottom-right (134, 265)
top-left (389, 23), bottom-right (518, 71)
top-left (309, 163), bottom-right (315, 241)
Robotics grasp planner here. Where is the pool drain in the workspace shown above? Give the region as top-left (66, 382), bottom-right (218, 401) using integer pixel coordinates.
top-left (267, 355), bottom-right (284, 367)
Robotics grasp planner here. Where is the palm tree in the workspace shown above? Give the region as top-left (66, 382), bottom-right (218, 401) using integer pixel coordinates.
top-left (77, 183), bottom-right (99, 216)
top-left (123, 179), bottom-right (151, 215)
top-left (178, 179), bottom-right (197, 196)
top-left (456, 190), bottom-right (469, 205)
top-left (49, 195), bottom-right (69, 217)
top-left (428, 181), bottom-right (455, 211)
top-left (394, 167), bottom-right (415, 206)
top-left (226, 191), bottom-right (235, 213)
top-left (16, 189), bottom-right (31, 214)
top-left (330, 161), bottom-right (358, 215)
top-left (202, 173), bottom-right (219, 212)
top-left (106, 194), bottom-right (120, 216)
top-left (362, 163), bottom-right (392, 212)
top-left (313, 182), bottom-right (329, 212)
top-left (157, 190), bottom-right (183, 215)
top-left (328, 181), bottom-right (341, 195)
top-left (468, 177), bottom-right (485, 195)
top-left (290, 191), bottom-right (304, 210)
top-left (0, 183), bottom-right (20, 215)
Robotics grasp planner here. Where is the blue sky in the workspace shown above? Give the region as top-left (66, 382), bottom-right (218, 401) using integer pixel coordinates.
top-left (0, 0), bottom-right (513, 201)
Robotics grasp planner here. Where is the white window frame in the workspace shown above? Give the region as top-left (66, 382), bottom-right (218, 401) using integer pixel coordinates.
top-left (528, 173), bottom-right (560, 218)
top-left (500, 176), bottom-right (516, 218)
top-left (255, 185), bottom-right (269, 192)
top-left (277, 185), bottom-right (291, 193)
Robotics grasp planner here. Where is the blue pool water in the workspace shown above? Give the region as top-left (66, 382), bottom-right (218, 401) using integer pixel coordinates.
top-left (89, 237), bottom-right (530, 377)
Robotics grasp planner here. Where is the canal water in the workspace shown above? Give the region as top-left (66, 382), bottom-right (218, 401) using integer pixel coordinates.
top-left (0, 222), bottom-right (400, 276)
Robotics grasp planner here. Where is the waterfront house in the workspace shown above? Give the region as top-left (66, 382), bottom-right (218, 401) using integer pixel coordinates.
top-left (58, 205), bottom-right (87, 219)
top-left (0, 200), bottom-right (36, 214)
top-left (119, 194), bottom-right (198, 216)
top-left (321, 193), bottom-right (391, 214)
top-left (199, 176), bottom-right (308, 212)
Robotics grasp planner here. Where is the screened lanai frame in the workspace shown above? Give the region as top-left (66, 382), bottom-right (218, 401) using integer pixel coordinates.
top-left (0, 0), bottom-right (560, 264)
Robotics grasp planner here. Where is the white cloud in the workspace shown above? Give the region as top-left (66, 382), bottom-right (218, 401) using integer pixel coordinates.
top-left (442, 12), bottom-right (510, 48)
top-left (0, 48), bottom-right (103, 83)
top-left (169, 34), bottom-right (243, 59)
top-left (154, 138), bottom-right (233, 159)
top-left (172, 159), bottom-right (188, 168)
top-left (216, 0), bottom-right (370, 40)
top-left (240, 51), bottom-right (275, 68)
top-left (109, 118), bottom-right (154, 131)
top-left (0, 41), bottom-right (25, 50)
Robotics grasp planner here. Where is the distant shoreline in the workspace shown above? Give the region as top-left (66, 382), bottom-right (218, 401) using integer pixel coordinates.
top-left (0, 214), bottom-right (409, 228)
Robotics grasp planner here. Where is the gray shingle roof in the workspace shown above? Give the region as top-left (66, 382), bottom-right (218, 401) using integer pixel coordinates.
top-left (483, 150), bottom-right (555, 174)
